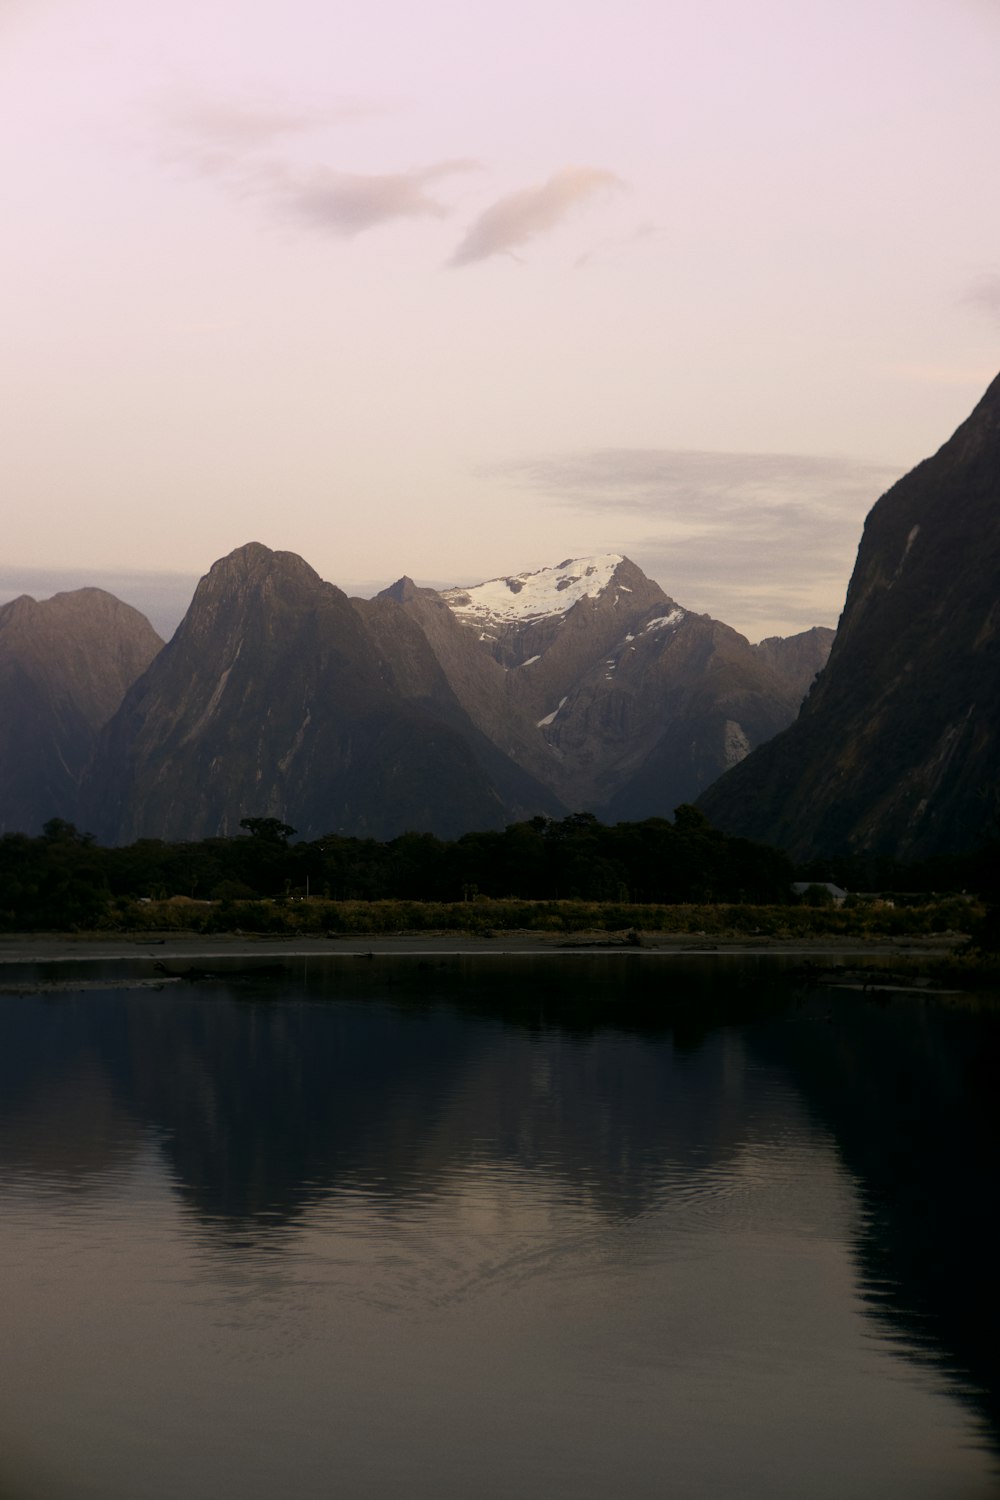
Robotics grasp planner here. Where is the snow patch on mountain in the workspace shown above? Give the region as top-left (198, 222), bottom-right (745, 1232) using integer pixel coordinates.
top-left (642, 609), bottom-right (685, 634)
top-left (442, 555), bottom-right (625, 627)
top-left (537, 696), bottom-right (568, 728)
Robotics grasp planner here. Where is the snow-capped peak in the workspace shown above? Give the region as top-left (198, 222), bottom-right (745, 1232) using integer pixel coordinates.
top-left (441, 555), bottom-right (625, 627)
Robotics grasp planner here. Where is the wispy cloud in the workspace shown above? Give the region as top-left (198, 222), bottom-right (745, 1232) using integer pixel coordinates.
top-left (157, 96), bottom-right (628, 257)
top-left (963, 272), bottom-right (1000, 324)
top-left (449, 167), bottom-right (624, 267)
top-left (486, 448), bottom-right (904, 636)
top-left (492, 449), bottom-right (899, 514)
top-left (157, 91), bottom-right (479, 236)
top-left (278, 159), bottom-right (480, 235)
top-left (178, 150), bottom-right (477, 237)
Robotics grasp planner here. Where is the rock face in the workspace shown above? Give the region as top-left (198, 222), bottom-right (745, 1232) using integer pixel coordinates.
top-left (83, 544), bottom-right (562, 843)
top-left (751, 627), bottom-right (835, 702)
top-left (401, 555), bottom-right (828, 820)
top-left (370, 577), bottom-right (557, 787)
top-left (699, 372), bottom-right (1000, 859)
top-left (0, 589), bottom-right (162, 834)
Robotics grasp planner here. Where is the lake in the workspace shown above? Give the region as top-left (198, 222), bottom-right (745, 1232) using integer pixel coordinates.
top-left (0, 952), bottom-right (997, 1498)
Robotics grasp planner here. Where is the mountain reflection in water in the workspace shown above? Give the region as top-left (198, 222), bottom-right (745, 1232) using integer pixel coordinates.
top-left (0, 955), bottom-right (997, 1500)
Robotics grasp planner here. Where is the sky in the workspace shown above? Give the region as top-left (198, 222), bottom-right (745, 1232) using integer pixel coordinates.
top-left (2, 0), bottom-right (999, 640)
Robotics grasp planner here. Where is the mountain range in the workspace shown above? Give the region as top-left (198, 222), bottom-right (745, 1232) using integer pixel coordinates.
top-left (1, 548), bottom-right (830, 842)
top-left (7, 370), bottom-right (996, 857)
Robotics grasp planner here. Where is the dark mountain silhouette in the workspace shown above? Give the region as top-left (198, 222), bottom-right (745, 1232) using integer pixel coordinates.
top-left (699, 372), bottom-right (1000, 858)
top-left (82, 543), bottom-right (562, 842)
top-left (0, 588), bottom-right (162, 834)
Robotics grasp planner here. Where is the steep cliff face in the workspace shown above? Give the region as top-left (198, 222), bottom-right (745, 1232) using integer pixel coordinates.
top-left (349, 589), bottom-right (566, 819)
top-left (370, 579), bottom-right (558, 786)
top-left (0, 589), bottom-right (162, 833)
top-left (83, 544), bottom-right (561, 843)
top-left (699, 373), bottom-right (1000, 858)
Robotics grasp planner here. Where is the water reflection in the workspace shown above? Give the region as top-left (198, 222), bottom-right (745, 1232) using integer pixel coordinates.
top-left (746, 982), bottom-right (1000, 1441)
top-left (1, 962), bottom-right (797, 1231)
top-left (0, 957), bottom-right (997, 1499)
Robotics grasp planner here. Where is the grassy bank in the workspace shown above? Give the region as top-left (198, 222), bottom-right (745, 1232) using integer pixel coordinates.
top-left (104, 894), bottom-right (980, 941)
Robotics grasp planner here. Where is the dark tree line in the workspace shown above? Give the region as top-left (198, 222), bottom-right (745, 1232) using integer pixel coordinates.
top-left (1, 809), bottom-right (994, 932)
top-left (1, 808), bottom-right (792, 928)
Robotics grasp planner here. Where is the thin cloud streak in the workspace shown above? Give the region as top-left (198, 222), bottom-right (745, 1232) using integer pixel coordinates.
top-left (491, 448), bottom-right (899, 511)
top-left (281, 159), bottom-right (480, 235)
top-left (487, 448), bottom-right (903, 636)
top-left (450, 167), bottom-right (624, 266)
top-left (165, 138), bottom-right (479, 236)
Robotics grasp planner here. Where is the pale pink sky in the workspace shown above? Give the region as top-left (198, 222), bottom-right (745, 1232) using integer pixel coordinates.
top-left (2, 0), bottom-right (998, 637)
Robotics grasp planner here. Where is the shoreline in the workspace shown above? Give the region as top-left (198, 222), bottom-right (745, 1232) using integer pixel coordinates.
top-left (2, 931), bottom-right (995, 1001)
top-left (0, 929), bottom-right (969, 963)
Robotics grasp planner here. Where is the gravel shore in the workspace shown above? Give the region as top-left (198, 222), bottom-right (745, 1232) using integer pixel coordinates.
top-left (0, 930), bottom-right (965, 964)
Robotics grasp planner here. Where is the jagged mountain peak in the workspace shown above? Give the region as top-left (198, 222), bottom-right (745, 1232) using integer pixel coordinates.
top-left (201, 541), bottom-right (326, 592)
top-left (172, 544), bottom-right (347, 654)
top-left (440, 554), bottom-right (655, 628)
top-left (378, 576), bottom-right (425, 603)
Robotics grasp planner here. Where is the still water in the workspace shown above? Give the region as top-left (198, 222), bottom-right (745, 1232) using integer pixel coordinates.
top-left (0, 954), bottom-right (997, 1499)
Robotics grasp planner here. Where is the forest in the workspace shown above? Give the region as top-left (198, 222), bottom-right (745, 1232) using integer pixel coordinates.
top-left (0, 808), bottom-right (994, 935)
